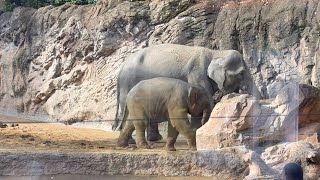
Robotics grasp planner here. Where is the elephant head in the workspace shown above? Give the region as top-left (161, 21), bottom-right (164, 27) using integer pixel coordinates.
top-left (207, 50), bottom-right (262, 99)
top-left (188, 86), bottom-right (214, 129)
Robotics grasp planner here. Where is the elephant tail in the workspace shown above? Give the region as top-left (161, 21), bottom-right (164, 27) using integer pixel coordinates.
top-left (118, 105), bottom-right (128, 131)
top-left (112, 77), bottom-right (121, 131)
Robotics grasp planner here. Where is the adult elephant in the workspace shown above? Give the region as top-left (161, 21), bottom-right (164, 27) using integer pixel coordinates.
top-left (112, 44), bottom-right (261, 138)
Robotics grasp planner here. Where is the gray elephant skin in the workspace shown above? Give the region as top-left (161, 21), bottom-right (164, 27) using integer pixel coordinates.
top-left (117, 77), bottom-right (213, 151)
top-left (113, 43), bottom-right (261, 132)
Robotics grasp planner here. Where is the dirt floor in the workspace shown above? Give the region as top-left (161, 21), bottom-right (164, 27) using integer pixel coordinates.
top-left (0, 114), bottom-right (188, 152)
top-left (0, 114), bottom-right (247, 179)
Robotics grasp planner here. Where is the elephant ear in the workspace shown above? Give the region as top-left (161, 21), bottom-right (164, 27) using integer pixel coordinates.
top-left (207, 59), bottom-right (225, 91)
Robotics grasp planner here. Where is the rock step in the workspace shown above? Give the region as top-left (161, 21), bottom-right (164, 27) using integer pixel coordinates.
top-left (0, 149), bottom-right (250, 178)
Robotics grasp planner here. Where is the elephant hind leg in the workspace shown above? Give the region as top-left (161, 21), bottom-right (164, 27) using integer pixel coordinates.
top-left (132, 114), bottom-right (150, 149)
top-left (117, 121), bottom-right (135, 148)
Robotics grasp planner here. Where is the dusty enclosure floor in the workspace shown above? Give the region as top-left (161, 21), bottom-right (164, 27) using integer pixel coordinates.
top-left (0, 114), bottom-right (249, 178)
top-left (0, 114), bottom-right (189, 152)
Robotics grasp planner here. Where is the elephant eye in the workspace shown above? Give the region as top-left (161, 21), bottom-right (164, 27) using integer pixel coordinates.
top-left (229, 74), bottom-right (238, 81)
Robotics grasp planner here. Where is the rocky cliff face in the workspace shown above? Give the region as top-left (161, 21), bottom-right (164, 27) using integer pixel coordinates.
top-left (0, 0), bottom-right (319, 127)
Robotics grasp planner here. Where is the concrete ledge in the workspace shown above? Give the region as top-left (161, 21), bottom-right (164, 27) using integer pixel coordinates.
top-left (0, 149), bottom-right (248, 178)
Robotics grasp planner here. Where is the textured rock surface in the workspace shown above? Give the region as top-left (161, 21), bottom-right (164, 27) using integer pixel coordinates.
top-left (0, 0), bottom-right (320, 127)
top-left (261, 141), bottom-right (320, 180)
top-left (196, 93), bottom-right (261, 149)
top-left (0, 148), bottom-right (249, 178)
top-left (197, 83), bottom-right (320, 149)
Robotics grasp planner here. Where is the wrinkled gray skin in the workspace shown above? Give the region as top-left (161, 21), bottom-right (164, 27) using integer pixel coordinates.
top-left (113, 44), bottom-right (261, 133)
top-left (117, 77), bottom-right (214, 151)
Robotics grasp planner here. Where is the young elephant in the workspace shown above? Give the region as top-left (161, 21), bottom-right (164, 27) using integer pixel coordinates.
top-left (117, 77), bottom-right (213, 151)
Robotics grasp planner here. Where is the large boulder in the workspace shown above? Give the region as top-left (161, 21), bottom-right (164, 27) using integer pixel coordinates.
top-left (197, 83), bottom-right (320, 150)
top-left (196, 93), bottom-right (261, 149)
top-left (261, 141), bottom-right (320, 180)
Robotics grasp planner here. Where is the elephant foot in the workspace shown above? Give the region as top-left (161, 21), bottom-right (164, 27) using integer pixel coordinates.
top-left (128, 136), bottom-right (136, 144)
top-left (137, 142), bottom-right (150, 149)
top-left (147, 133), bottom-right (163, 142)
top-left (117, 139), bottom-right (128, 148)
top-left (165, 146), bottom-right (176, 151)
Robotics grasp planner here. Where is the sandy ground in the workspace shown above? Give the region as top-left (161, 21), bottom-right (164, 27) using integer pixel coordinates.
top-left (0, 114), bottom-right (188, 152)
top-left (0, 174), bottom-right (215, 180)
top-left (0, 114), bottom-right (242, 179)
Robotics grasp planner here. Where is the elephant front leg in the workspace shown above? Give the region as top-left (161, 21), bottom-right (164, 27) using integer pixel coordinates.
top-left (165, 121), bottom-right (179, 151)
top-left (188, 75), bottom-right (215, 97)
top-left (170, 111), bottom-right (197, 151)
top-left (178, 125), bottom-right (196, 151)
top-left (186, 130), bottom-right (197, 151)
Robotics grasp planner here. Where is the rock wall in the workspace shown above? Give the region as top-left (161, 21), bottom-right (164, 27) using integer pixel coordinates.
top-left (0, 0), bottom-right (319, 127)
top-left (0, 0), bottom-right (4, 11)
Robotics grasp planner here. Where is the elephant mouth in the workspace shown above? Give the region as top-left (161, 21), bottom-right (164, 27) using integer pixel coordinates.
top-left (235, 83), bottom-right (250, 94)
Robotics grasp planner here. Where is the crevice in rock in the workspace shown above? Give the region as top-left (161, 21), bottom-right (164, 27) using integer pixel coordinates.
top-left (233, 8), bottom-right (241, 53)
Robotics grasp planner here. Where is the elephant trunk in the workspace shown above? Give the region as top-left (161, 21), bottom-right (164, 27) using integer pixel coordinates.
top-left (240, 81), bottom-right (262, 99)
top-left (201, 108), bottom-right (211, 125)
top-left (190, 109), bottom-right (211, 129)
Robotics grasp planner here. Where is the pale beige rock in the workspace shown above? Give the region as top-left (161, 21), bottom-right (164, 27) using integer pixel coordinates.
top-left (237, 147), bottom-right (278, 179)
top-left (261, 141), bottom-right (320, 180)
top-left (196, 93), bottom-right (261, 149)
top-left (268, 83), bottom-right (320, 143)
top-left (197, 83), bottom-right (320, 150)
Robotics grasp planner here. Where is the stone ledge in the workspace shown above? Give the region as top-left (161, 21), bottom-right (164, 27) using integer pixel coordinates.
top-left (0, 149), bottom-right (248, 178)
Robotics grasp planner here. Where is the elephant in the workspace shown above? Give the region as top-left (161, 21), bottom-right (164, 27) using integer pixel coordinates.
top-left (117, 77), bottom-right (214, 151)
top-left (113, 43), bottom-right (261, 139)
